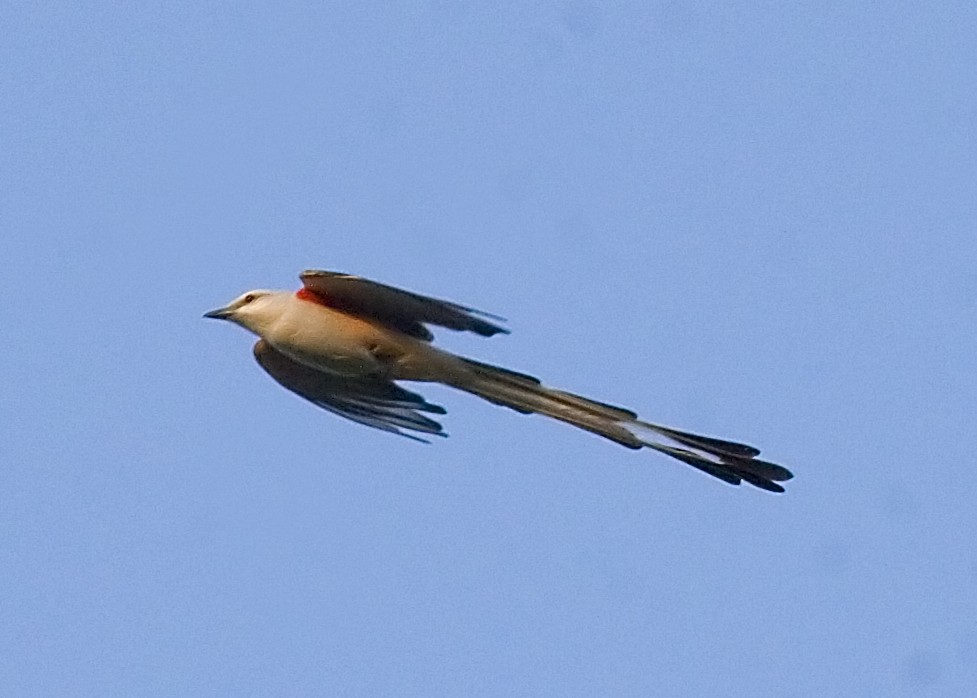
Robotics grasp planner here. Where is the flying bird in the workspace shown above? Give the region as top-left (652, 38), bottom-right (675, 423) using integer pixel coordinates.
top-left (205, 270), bottom-right (792, 492)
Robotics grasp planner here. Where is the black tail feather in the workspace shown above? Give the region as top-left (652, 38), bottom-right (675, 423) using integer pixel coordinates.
top-left (452, 358), bottom-right (791, 492)
top-left (649, 444), bottom-right (787, 493)
top-left (645, 424), bottom-right (761, 459)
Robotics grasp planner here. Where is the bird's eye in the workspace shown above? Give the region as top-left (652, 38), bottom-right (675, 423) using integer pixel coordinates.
top-left (243, 294), bottom-right (256, 304)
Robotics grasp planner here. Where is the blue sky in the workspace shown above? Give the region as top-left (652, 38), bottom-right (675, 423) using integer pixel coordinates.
top-left (2, 2), bottom-right (975, 696)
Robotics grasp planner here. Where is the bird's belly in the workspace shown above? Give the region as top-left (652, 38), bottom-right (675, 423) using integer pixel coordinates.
top-left (266, 305), bottom-right (382, 377)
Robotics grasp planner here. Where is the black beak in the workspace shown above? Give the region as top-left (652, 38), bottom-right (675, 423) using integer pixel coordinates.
top-left (203, 307), bottom-right (231, 320)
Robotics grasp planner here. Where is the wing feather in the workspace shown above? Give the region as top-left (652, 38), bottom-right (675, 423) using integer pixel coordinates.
top-left (299, 269), bottom-right (508, 341)
top-left (253, 340), bottom-right (447, 441)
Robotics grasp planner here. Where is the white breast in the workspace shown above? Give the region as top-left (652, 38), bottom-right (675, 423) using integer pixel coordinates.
top-left (265, 295), bottom-right (382, 376)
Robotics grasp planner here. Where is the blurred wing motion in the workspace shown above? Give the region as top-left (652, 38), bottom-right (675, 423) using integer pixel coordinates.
top-left (300, 269), bottom-right (509, 341)
top-left (253, 340), bottom-right (447, 442)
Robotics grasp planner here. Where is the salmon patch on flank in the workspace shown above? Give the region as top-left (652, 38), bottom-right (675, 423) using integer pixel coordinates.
top-left (295, 287), bottom-right (332, 307)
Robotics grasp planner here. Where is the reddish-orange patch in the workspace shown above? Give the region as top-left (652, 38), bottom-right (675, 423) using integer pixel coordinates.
top-left (295, 287), bottom-right (332, 307)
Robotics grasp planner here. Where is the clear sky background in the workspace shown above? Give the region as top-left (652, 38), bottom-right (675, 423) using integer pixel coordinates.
top-left (2, 2), bottom-right (975, 696)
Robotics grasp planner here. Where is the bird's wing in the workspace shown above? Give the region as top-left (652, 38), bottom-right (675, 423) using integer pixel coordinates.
top-left (299, 269), bottom-right (508, 341)
top-left (253, 340), bottom-right (448, 442)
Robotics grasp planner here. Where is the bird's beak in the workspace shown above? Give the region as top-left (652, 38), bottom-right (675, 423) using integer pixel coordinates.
top-left (203, 306), bottom-right (232, 320)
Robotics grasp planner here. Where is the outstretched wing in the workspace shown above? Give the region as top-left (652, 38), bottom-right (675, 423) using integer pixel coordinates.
top-left (253, 340), bottom-right (448, 442)
top-left (299, 269), bottom-right (508, 341)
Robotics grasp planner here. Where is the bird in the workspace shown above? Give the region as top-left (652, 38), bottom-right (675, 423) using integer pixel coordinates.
top-left (204, 269), bottom-right (793, 492)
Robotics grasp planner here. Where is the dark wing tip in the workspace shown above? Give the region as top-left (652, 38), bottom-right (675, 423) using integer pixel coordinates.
top-left (464, 315), bottom-right (510, 337)
top-left (393, 428), bottom-right (450, 444)
top-left (300, 268), bottom-right (510, 339)
top-left (253, 339), bottom-right (451, 442)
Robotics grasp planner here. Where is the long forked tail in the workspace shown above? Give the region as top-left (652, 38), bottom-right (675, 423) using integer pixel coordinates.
top-left (448, 358), bottom-right (793, 492)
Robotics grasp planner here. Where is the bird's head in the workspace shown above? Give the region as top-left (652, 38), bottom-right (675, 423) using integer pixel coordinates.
top-left (203, 289), bottom-right (286, 335)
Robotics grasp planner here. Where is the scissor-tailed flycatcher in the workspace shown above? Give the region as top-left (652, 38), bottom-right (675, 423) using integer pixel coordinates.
top-left (205, 270), bottom-right (792, 492)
